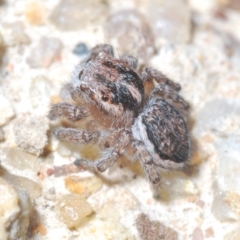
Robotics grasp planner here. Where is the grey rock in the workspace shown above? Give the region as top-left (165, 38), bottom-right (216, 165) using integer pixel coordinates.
top-left (49, 0), bottom-right (109, 31)
top-left (27, 37), bottom-right (63, 68)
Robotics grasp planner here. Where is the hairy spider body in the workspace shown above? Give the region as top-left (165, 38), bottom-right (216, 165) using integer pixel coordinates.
top-left (49, 44), bottom-right (190, 192)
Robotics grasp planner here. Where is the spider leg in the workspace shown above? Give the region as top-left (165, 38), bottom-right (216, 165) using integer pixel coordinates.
top-left (75, 129), bottom-right (131, 172)
top-left (53, 128), bottom-right (99, 144)
top-left (141, 68), bottom-right (181, 92)
top-left (49, 102), bottom-right (88, 122)
top-left (60, 82), bottom-right (81, 101)
top-left (150, 83), bottom-right (190, 118)
top-left (133, 141), bottom-right (161, 189)
top-left (120, 55), bottom-right (138, 69)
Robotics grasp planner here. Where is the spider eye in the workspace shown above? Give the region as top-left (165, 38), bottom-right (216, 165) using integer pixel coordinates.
top-left (102, 96), bottom-right (109, 102)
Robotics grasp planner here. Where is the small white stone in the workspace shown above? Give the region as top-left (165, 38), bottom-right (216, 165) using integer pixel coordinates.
top-left (0, 178), bottom-right (20, 240)
top-left (55, 194), bottom-right (93, 229)
top-left (2, 147), bottom-right (40, 172)
top-left (145, 0), bottom-right (191, 47)
top-left (12, 114), bottom-right (49, 156)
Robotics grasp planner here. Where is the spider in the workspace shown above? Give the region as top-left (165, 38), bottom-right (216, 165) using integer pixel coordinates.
top-left (49, 44), bottom-right (190, 191)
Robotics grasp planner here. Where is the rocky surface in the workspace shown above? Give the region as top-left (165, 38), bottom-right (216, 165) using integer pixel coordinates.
top-left (0, 176), bottom-right (32, 240)
top-left (12, 114), bottom-right (49, 156)
top-left (136, 213), bottom-right (178, 240)
top-left (0, 0), bottom-right (240, 239)
top-left (55, 194), bottom-right (93, 229)
top-left (104, 10), bottom-right (154, 65)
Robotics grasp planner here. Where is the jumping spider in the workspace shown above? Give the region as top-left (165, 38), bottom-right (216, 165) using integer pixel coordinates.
top-left (49, 44), bottom-right (190, 191)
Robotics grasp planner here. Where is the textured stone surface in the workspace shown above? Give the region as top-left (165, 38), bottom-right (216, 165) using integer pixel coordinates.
top-left (145, 0), bottom-right (191, 46)
top-left (0, 177), bottom-right (20, 240)
top-left (0, 177), bottom-right (32, 240)
top-left (2, 147), bottom-right (40, 172)
top-left (136, 213), bottom-right (178, 240)
top-left (88, 206), bottom-right (136, 240)
top-left (192, 227), bottom-right (204, 240)
top-left (29, 75), bottom-right (51, 112)
top-left (49, 0), bottom-right (109, 31)
top-left (0, 164), bottom-right (41, 200)
top-left (193, 99), bottom-right (240, 222)
top-left (55, 194), bottom-right (93, 228)
top-left (26, 37), bottom-right (63, 68)
top-left (9, 175), bottom-right (41, 200)
top-left (105, 10), bottom-right (154, 64)
top-left (214, 135), bottom-right (240, 194)
top-left (224, 226), bottom-right (240, 240)
top-left (1, 22), bottom-right (31, 47)
top-left (12, 114), bottom-right (49, 156)
top-left (0, 95), bottom-right (15, 126)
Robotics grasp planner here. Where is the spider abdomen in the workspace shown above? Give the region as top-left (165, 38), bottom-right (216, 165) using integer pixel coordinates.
top-left (132, 98), bottom-right (190, 168)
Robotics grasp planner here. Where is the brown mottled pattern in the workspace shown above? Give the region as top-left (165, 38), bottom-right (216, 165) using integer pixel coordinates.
top-left (136, 213), bottom-right (178, 240)
top-left (142, 99), bottom-right (189, 163)
top-left (49, 44), bottom-right (190, 192)
top-left (49, 102), bottom-right (88, 121)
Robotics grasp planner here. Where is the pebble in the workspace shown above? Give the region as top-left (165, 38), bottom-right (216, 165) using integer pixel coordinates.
top-left (26, 37), bottom-right (63, 68)
top-left (64, 175), bottom-right (102, 198)
top-left (224, 226), bottom-right (240, 240)
top-left (13, 186), bottom-right (32, 239)
top-left (24, 1), bottom-right (46, 25)
top-left (205, 227), bottom-right (214, 238)
top-left (49, 0), bottom-right (109, 31)
top-left (73, 42), bottom-right (89, 56)
top-left (12, 114), bottom-right (49, 156)
top-left (145, 0), bottom-right (191, 47)
top-left (1, 165), bottom-right (42, 200)
top-left (55, 194), bottom-right (93, 228)
top-left (192, 227), bottom-right (204, 240)
top-left (136, 213), bottom-right (178, 240)
top-left (2, 147), bottom-right (40, 172)
top-left (104, 10), bottom-right (154, 64)
top-left (9, 175), bottom-right (42, 199)
top-left (0, 95), bottom-right (15, 126)
top-left (0, 177), bottom-right (32, 240)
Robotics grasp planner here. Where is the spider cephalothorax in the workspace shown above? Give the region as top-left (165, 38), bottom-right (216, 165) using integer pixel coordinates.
top-left (69, 44), bottom-right (144, 119)
top-left (49, 44), bottom-right (190, 193)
